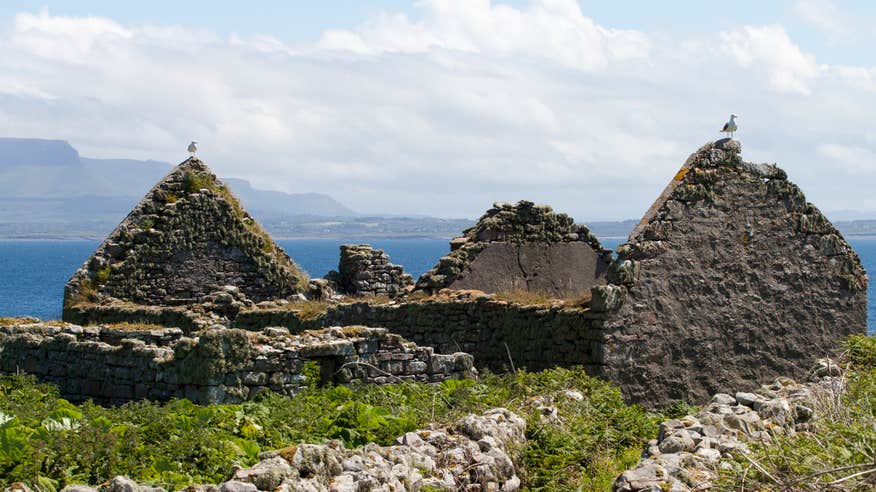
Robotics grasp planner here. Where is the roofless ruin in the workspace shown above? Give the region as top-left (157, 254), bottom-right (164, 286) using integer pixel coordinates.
top-left (9, 139), bottom-right (862, 406)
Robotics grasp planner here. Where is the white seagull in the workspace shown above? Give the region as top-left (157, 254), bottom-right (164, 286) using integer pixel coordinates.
top-left (187, 141), bottom-right (198, 156)
top-left (720, 114), bottom-right (738, 139)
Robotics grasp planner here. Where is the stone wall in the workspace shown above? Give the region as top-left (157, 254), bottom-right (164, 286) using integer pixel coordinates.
top-left (64, 158), bottom-right (308, 311)
top-left (327, 244), bottom-right (412, 298)
top-left (234, 294), bottom-right (609, 374)
top-left (600, 139), bottom-right (868, 405)
top-left (0, 322), bottom-right (475, 405)
top-left (415, 200), bottom-right (612, 296)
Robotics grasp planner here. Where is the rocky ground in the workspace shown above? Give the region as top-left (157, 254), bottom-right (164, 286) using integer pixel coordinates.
top-left (613, 359), bottom-right (844, 491)
top-left (3, 408), bottom-right (525, 492)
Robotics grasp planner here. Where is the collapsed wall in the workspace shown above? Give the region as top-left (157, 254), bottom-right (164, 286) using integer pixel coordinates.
top-left (326, 244), bottom-right (413, 298)
top-left (63, 158), bottom-right (308, 314)
top-left (0, 321), bottom-right (475, 405)
top-left (416, 200), bottom-right (612, 297)
top-left (599, 139), bottom-right (868, 404)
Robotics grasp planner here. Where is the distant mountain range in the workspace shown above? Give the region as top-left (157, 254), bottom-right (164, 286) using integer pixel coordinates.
top-left (1, 138), bottom-right (874, 241)
top-left (0, 138), bottom-right (378, 239)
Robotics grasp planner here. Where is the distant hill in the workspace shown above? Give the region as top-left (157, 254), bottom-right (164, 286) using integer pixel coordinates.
top-left (0, 137), bottom-right (473, 239)
top-left (0, 137), bottom-right (360, 238)
top-left (222, 178), bottom-right (356, 218)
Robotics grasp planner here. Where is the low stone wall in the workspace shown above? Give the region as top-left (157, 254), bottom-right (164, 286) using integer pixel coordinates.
top-left (234, 295), bottom-right (608, 373)
top-left (0, 322), bottom-right (475, 405)
top-left (63, 303), bottom-right (202, 334)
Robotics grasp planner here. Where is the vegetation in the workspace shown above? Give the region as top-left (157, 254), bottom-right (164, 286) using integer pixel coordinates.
top-left (280, 299), bottom-right (332, 320)
top-left (717, 334), bottom-right (876, 491)
top-left (95, 266), bottom-right (111, 284)
top-left (0, 367), bottom-right (658, 491)
top-left (99, 322), bottom-right (175, 332)
top-left (492, 289), bottom-right (593, 308)
top-left (182, 171), bottom-right (215, 194)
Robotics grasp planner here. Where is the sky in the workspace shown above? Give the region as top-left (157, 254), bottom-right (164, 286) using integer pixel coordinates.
top-left (1, 1), bottom-right (876, 220)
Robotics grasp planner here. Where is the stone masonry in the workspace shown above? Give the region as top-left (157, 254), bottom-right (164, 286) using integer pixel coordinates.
top-left (599, 139), bottom-right (868, 405)
top-left (0, 321), bottom-right (475, 405)
top-left (63, 158), bottom-right (308, 313)
top-left (416, 200), bottom-right (612, 297)
top-left (327, 244), bottom-right (413, 298)
top-left (234, 292), bottom-right (608, 374)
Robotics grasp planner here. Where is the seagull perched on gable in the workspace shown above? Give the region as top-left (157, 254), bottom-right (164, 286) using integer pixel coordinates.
top-left (720, 114), bottom-right (738, 139)
top-left (187, 141), bottom-right (198, 156)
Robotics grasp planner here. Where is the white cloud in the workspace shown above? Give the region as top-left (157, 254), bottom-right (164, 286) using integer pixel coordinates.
top-left (793, 0), bottom-right (853, 39)
top-left (318, 0), bottom-right (650, 71)
top-left (720, 25), bottom-right (820, 95)
top-left (817, 143), bottom-right (876, 172)
top-left (0, 2), bottom-right (874, 220)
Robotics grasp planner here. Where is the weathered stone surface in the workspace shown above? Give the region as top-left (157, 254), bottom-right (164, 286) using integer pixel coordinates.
top-left (0, 321), bottom-right (475, 405)
top-left (416, 200), bottom-right (611, 296)
top-left (237, 293), bottom-right (607, 373)
top-left (601, 139), bottom-right (868, 405)
top-left (613, 361), bottom-right (844, 491)
top-left (446, 242), bottom-right (609, 297)
top-left (327, 244), bottom-right (412, 298)
top-left (63, 158), bottom-right (308, 314)
top-left (225, 407), bottom-right (525, 491)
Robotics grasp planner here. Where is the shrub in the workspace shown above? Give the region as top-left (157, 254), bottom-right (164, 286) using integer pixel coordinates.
top-left (182, 171), bottom-right (215, 194)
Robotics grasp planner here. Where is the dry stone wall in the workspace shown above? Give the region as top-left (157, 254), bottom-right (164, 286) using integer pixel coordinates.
top-left (234, 294), bottom-right (609, 374)
top-left (64, 158), bottom-right (308, 311)
top-left (327, 244), bottom-right (413, 298)
top-left (600, 139), bottom-right (868, 405)
top-left (0, 322), bottom-right (475, 405)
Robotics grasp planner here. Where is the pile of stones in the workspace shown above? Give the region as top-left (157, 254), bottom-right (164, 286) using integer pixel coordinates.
top-left (613, 359), bottom-right (844, 492)
top-left (7, 408), bottom-right (526, 492)
top-left (327, 245), bottom-right (413, 298)
top-left (416, 200), bottom-right (610, 293)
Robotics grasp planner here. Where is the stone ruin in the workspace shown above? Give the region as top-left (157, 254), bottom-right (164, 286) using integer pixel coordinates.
top-left (0, 321), bottom-right (474, 405)
top-left (4, 139), bottom-right (863, 408)
top-left (63, 158), bottom-right (309, 313)
top-left (326, 244), bottom-right (413, 298)
top-left (599, 139), bottom-right (867, 404)
top-left (416, 200), bottom-right (612, 297)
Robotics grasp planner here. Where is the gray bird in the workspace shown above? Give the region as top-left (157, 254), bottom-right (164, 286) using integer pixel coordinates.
top-left (721, 114), bottom-right (738, 138)
top-left (187, 141), bottom-right (198, 156)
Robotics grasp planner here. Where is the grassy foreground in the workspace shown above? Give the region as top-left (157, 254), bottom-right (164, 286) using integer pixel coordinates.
top-left (0, 367), bottom-right (658, 491)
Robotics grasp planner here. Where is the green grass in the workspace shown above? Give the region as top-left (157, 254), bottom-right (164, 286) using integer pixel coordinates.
top-left (716, 335), bottom-right (876, 491)
top-left (0, 367), bottom-right (658, 491)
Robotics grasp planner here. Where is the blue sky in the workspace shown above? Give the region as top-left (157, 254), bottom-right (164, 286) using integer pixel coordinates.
top-left (2, 1), bottom-right (875, 64)
top-left (0, 1), bottom-right (875, 219)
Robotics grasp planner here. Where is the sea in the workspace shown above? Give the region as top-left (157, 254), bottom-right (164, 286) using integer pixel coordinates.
top-left (0, 238), bottom-right (873, 333)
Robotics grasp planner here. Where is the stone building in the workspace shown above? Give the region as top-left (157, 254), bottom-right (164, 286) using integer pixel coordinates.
top-left (63, 158), bottom-right (308, 315)
top-left (416, 200), bottom-right (613, 297)
top-left (598, 139), bottom-right (868, 404)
